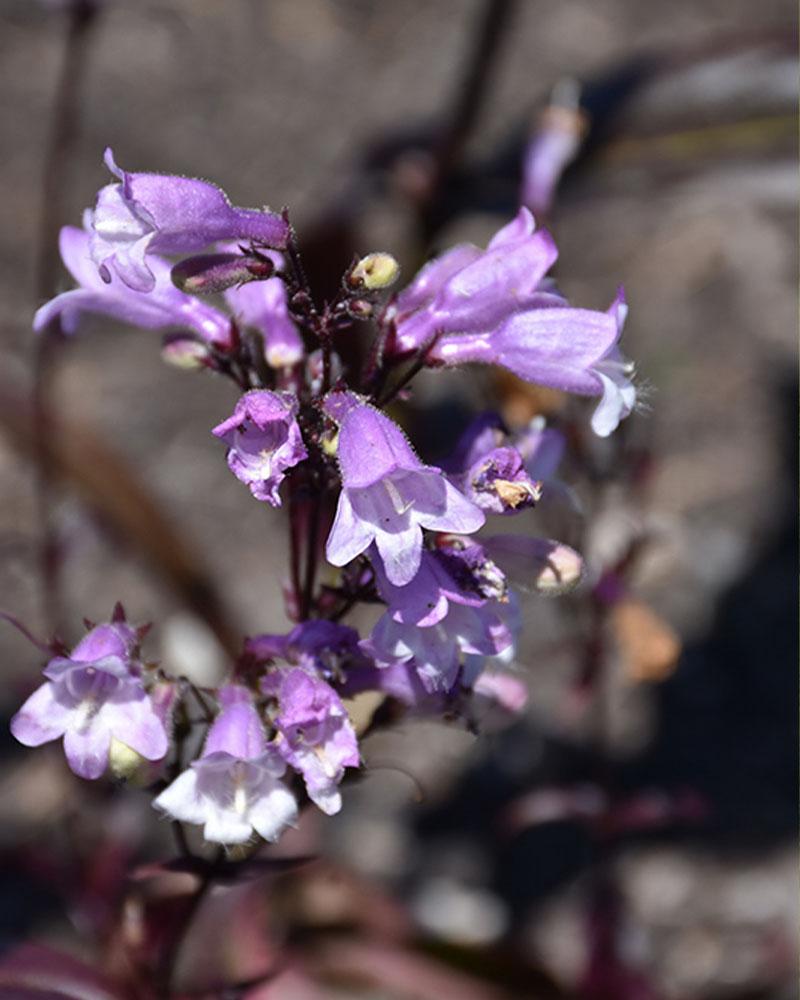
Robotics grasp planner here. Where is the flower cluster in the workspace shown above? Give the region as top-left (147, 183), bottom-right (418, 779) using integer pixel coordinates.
top-left (13, 148), bottom-right (637, 846)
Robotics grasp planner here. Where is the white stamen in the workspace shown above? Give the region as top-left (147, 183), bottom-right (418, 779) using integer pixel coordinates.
top-left (313, 745), bottom-right (337, 779)
top-left (384, 478), bottom-right (414, 515)
top-left (233, 778), bottom-right (248, 815)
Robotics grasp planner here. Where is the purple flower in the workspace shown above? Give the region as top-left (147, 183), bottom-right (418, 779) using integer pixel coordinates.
top-left (387, 209), bottom-right (635, 436)
top-left (88, 148), bottom-right (289, 292)
top-left (153, 685), bottom-right (297, 845)
top-left (462, 446), bottom-right (541, 515)
top-left (521, 95), bottom-right (587, 217)
top-left (225, 275), bottom-right (304, 369)
top-left (34, 226), bottom-right (231, 344)
top-left (366, 600), bottom-right (514, 693)
top-left (365, 543), bottom-right (513, 692)
top-left (263, 669), bottom-right (359, 815)
top-left (325, 403), bottom-right (484, 586)
top-left (247, 621), bottom-right (370, 681)
top-left (10, 619), bottom-right (167, 780)
top-left (213, 390), bottom-right (307, 505)
top-left (370, 545), bottom-right (488, 628)
top-left (447, 414), bottom-right (542, 515)
top-left (431, 286), bottom-right (634, 437)
top-left (387, 208), bottom-right (557, 354)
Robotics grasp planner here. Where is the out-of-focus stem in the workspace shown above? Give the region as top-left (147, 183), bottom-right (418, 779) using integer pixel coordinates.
top-left (36, 1), bottom-right (98, 302)
top-left (375, 334), bottom-right (440, 408)
top-left (299, 476), bottom-right (322, 621)
top-left (420, 0), bottom-right (517, 240)
top-left (156, 848), bottom-right (222, 998)
top-left (287, 477), bottom-right (303, 618)
top-left (34, 0), bottom-right (100, 634)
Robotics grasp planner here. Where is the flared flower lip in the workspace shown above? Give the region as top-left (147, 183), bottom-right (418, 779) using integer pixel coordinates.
top-left (212, 388), bottom-right (299, 439)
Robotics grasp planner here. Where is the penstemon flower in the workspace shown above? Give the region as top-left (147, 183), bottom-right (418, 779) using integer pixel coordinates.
top-left (224, 271), bottom-right (305, 369)
top-left (34, 226), bottom-right (231, 344)
top-left (10, 613), bottom-right (167, 780)
top-left (89, 149), bottom-right (288, 292)
top-left (213, 390), bottom-right (307, 505)
top-left (325, 399), bottom-right (485, 586)
top-left (154, 685), bottom-right (297, 845)
top-left (263, 667), bottom-right (360, 815)
top-left (385, 208), bottom-right (635, 436)
top-left (387, 209), bottom-right (557, 353)
top-left (365, 544), bottom-right (515, 692)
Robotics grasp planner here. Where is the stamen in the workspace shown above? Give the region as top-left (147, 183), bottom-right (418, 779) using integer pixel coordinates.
top-left (384, 478), bottom-right (414, 515)
top-left (313, 745), bottom-right (337, 779)
top-left (232, 761), bottom-right (248, 814)
top-left (233, 783), bottom-right (248, 815)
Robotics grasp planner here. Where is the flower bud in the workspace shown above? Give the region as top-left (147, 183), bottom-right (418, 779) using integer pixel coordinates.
top-left (530, 542), bottom-right (584, 595)
top-left (348, 253), bottom-right (400, 291)
top-left (161, 334), bottom-right (212, 370)
top-left (484, 536), bottom-right (584, 596)
top-left (347, 299), bottom-right (374, 320)
top-left (171, 252), bottom-right (273, 295)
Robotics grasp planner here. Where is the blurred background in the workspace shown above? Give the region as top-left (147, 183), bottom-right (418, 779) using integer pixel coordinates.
top-left (0, 1), bottom-right (796, 997)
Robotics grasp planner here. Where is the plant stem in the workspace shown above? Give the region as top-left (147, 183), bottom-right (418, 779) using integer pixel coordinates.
top-left (287, 477), bottom-right (303, 618)
top-left (156, 848), bottom-right (222, 997)
top-left (34, 0), bottom-right (100, 634)
top-left (375, 334), bottom-right (440, 407)
top-left (420, 0), bottom-right (517, 240)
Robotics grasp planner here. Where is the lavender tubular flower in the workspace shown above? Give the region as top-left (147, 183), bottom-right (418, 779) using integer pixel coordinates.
top-left (154, 685), bottom-right (297, 845)
top-left (367, 599), bottom-right (513, 693)
top-left (521, 90), bottom-right (587, 217)
top-left (213, 390), bottom-right (307, 505)
top-left (370, 546), bottom-right (486, 628)
top-left (325, 403), bottom-right (484, 586)
top-left (388, 208), bottom-right (636, 436)
top-left (89, 148), bottom-right (289, 292)
top-left (462, 446), bottom-right (541, 515)
top-left (10, 619), bottom-right (167, 780)
top-left (366, 544), bottom-right (513, 692)
top-left (225, 276), bottom-right (304, 369)
top-left (264, 668), bottom-right (359, 815)
top-left (247, 620), bottom-right (371, 679)
top-left (34, 226), bottom-right (231, 344)
top-left (431, 289), bottom-right (635, 437)
top-left (447, 413), bottom-right (541, 515)
top-left (388, 209), bottom-right (557, 354)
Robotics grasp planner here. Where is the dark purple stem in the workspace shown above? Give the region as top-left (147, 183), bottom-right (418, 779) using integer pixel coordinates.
top-left (375, 333), bottom-right (440, 407)
top-left (287, 476), bottom-right (303, 619)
